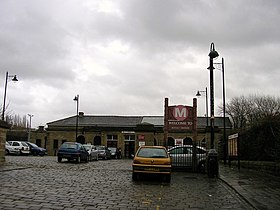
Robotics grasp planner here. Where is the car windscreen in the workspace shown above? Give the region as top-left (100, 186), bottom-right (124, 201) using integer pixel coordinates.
top-left (21, 142), bottom-right (29, 147)
top-left (29, 143), bottom-right (38, 147)
top-left (60, 143), bottom-right (78, 149)
top-left (137, 148), bottom-right (168, 158)
top-left (83, 145), bottom-right (91, 151)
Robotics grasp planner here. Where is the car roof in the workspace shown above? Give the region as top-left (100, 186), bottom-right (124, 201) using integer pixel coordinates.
top-left (63, 142), bottom-right (79, 144)
top-left (168, 145), bottom-right (206, 150)
top-left (139, 146), bottom-right (166, 149)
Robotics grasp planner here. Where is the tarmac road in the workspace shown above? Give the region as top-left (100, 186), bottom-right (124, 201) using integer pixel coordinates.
top-left (0, 156), bottom-right (253, 209)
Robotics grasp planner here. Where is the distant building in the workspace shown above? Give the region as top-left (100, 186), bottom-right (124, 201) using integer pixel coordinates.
top-left (30, 112), bottom-right (232, 158)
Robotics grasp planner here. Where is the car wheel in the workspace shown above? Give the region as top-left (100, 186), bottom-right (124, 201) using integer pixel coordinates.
top-left (5, 149), bottom-right (9, 155)
top-left (85, 156), bottom-right (89, 163)
top-left (58, 157), bottom-right (62, 163)
top-left (33, 151), bottom-right (38, 156)
top-left (132, 172), bottom-right (138, 181)
top-left (165, 174), bottom-right (171, 183)
top-left (198, 161), bottom-right (206, 173)
top-left (76, 156), bottom-right (81, 163)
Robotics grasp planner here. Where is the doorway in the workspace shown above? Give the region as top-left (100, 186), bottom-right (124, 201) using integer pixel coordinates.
top-left (124, 141), bottom-right (135, 158)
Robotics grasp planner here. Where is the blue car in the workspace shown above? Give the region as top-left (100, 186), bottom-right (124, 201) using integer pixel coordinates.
top-left (26, 142), bottom-right (47, 156)
top-left (57, 142), bottom-right (89, 163)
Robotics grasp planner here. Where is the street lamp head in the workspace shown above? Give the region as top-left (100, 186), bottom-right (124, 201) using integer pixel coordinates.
top-left (196, 91), bottom-right (201, 97)
top-left (73, 95), bottom-right (79, 101)
top-left (209, 42), bottom-right (219, 59)
top-left (12, 75), bottom-right (18, 82)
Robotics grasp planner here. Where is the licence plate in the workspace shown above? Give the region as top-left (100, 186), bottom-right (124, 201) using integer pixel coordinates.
top-left (145, 168), bottom-right (159, 172)
top-left (63, 155), bottom-right (72, 158)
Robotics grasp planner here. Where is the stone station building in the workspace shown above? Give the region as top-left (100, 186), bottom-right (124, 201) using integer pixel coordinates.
top-left (30, 112), bottom-right (232, 157)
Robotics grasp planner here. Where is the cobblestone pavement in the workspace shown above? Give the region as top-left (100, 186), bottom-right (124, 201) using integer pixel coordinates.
top-left (0, 156), bottom-right (253, 210)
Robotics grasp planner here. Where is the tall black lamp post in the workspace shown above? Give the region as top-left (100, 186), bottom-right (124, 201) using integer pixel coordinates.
top-left (214, 58), bottom-right (227, 164)
top-left (196, 87), bottom-right (208, 127)
top-left (2, 72), bottom-right (18, 121)
top-left (208, 43), bottom-right (219, 149)
top-left (27, 114), bottom-right (34, 142)
top-left (222, 58), bottom-right (226, 164)
top-left (73, 94), bottom-right (79, 141)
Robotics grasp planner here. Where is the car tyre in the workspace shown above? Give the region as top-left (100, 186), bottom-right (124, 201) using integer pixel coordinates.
top-left (198, 161), bottom-right (206, 173)
top-left (76, 156), bottom-right (81, 163)
top-left (85, 156), bottom-right (89, 163)
top-left (132, 172), bottom-right (138, 181)
top-left (165, 174), bottom-right (171, 183)
top-left (58, 157), bottom-right (62, 163)
top-left (5, 149), bottom-right (10, 155)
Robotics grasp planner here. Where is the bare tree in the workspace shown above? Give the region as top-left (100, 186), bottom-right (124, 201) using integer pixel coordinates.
top-left (219, 95), bottom-right (280, 129)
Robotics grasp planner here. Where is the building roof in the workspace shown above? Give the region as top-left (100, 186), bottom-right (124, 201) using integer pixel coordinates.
top-left (47, 115), bottom-right (143, 127)
top-left (47, 114), bottom-right (232, 129)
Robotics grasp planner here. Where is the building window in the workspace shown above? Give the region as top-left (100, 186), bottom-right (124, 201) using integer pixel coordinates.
top-left (107, 135), bottom-right (118, 141)
top-left (124, 135), bottom-right (135, 141)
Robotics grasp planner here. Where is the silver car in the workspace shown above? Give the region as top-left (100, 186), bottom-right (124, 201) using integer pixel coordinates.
top-left (5, 142), bottom-right (15, 155)
top-left (8, 141), bottom-right (30, 155)
top-left (96, 146), bottom-right (111, 160)
top-left (82, 144), bottom-right (99, 161)
top-left (168, 145), bottom-right (206, 172)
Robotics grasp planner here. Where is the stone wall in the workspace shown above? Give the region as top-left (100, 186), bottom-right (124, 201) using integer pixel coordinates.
top-left (228, 160), bottom-right (280, 176)
top-left (0, 121), bottom-right (11, 165)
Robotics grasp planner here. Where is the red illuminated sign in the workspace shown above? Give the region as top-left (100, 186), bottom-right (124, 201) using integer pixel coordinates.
top-left (168, 105), bottom-right (193, 131)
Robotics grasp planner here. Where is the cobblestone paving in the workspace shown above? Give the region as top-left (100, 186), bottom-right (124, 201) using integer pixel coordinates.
top-left (0, 156), bottom-right (253, 209)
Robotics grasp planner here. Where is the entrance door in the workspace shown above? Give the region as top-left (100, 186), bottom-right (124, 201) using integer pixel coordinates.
top-left (93, 136), bottom-right (101, 145)
top-left (77, 135), bottom-right (85, 144)
top-left (124, 141), bottom-right (135, 158)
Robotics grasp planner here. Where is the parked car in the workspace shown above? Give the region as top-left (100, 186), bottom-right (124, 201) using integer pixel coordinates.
top-left (82, 144), bottom-right (99, 161)
top-left (132, 146), bottom-right (172, 182)
top-left (8, 141), bottom-right (30, 155)
top-left (5, 141), bottom-right (15, 155)
top-left (57, 142), bottom-right (89, 163)
top-left (108, 147), bottom-right (118, 159)
top-left (26, 142), bottom-right (47, 156)
top-left (168, 145), bottom-right (206, 172)
top-left (96, 146), bottom-right (111, 160)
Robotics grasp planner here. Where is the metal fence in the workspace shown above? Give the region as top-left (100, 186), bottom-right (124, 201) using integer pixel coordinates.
top-left (167, 142), bottom-right (207, 172)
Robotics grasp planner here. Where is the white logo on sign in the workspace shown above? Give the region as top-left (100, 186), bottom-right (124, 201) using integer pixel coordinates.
top-left (173, 105), bottom-right (188, 121)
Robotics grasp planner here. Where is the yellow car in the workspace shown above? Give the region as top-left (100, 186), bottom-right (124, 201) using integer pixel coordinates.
top-left (132, 146), bottom-right (172, 182)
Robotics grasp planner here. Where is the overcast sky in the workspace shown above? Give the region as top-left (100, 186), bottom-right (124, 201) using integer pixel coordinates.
top-left (1, 0), bottom-right (280, 128)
